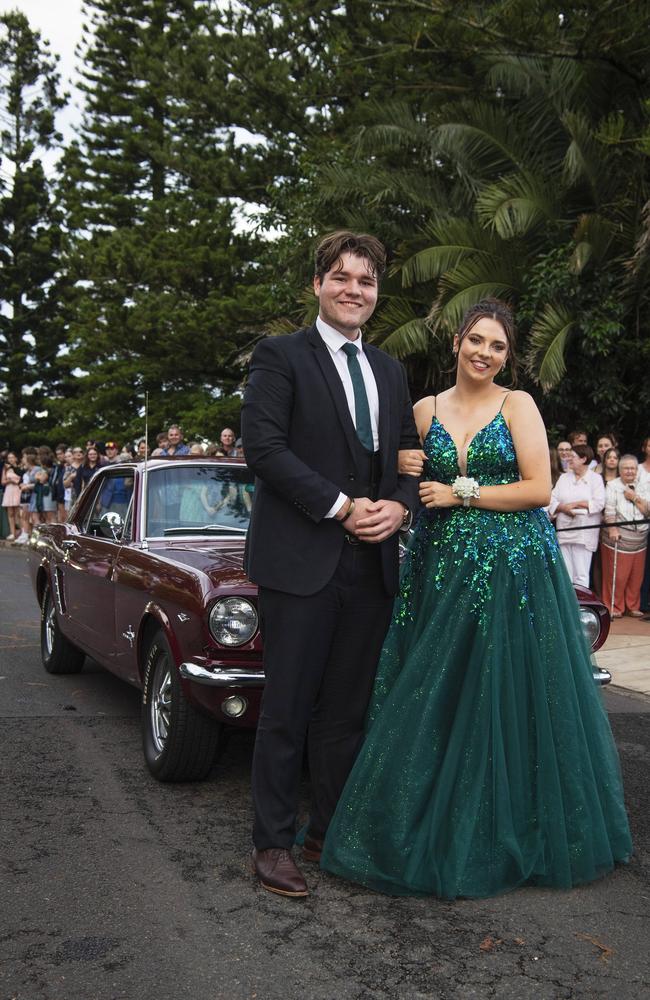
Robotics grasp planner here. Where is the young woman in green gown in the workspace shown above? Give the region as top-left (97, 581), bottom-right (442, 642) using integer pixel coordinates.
top-left (320, 299), bottom-right (632, 899)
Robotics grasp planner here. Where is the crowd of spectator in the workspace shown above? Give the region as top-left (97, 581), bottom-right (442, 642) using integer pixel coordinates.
top-left (3, 421), bottom-right (650, 620)
top-left (0, 423), bottom-right (243, 543)
top-left (549, 431), bottom-right (650, 618)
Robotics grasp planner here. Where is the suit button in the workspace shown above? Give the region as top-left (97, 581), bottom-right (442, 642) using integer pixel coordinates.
top-left (348, 474), bottom-right (355, 481)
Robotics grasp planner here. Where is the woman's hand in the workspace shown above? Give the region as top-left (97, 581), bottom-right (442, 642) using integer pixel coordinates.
top-left (608, 526), bottom-right (621, 542)
top-left (398, 449), bottom-right (427, 476)
top-left (419, 480), bottom-right (458, 509)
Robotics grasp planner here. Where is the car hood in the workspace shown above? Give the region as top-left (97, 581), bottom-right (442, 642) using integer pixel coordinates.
top-left (150, 539), bottom-right (250, 588)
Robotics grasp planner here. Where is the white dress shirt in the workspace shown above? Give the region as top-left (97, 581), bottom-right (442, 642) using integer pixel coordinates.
top-left (316, 316), bottom-right (380, 517)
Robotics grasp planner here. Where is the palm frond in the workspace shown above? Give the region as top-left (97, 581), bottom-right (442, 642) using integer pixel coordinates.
top-left (476, 172), bottom-right (558, 238)
top-left (431, 101), bottom-right (535, 177)
top-left (561, 111), bottom-right (606, 194)
top-left (570, 213), bottom-right (614, 272)
top-left (400, 218), bottom-right (502, 288)
top-left (526, 304), bottom-right (574, 389)
top-left (376, 316), bottom-right (430, 359)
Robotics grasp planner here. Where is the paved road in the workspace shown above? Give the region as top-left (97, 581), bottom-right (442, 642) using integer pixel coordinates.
top-left (1, 546), bottom-right (649, 1000)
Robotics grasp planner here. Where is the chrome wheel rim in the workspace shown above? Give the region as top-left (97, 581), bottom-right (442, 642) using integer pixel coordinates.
top-left (150, 658), bottom-right (173, 754)
top-left (44, 601), bottom-right (56, 656)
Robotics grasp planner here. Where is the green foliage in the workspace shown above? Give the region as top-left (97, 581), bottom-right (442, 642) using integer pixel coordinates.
top-left (0, 11), bottom-right (67, 446)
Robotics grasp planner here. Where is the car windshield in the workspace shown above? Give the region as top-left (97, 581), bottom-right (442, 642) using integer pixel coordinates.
top-left (145, 464), bottom-right (254, 537)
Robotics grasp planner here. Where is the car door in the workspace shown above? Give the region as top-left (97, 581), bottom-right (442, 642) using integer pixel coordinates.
top-left (62, 469), bottom-right (134, 663)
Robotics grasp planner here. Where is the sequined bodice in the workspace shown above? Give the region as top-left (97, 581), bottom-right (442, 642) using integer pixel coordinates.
top-left (399, 409), bottom-right (559, 630)
top-left (424, 413), bottom-right (519, 486)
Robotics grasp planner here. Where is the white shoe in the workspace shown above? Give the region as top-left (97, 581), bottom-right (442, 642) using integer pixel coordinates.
top-left (15, 532), bottom-right (29, 544)
top-left (5, 534), bottom-right (15, 542)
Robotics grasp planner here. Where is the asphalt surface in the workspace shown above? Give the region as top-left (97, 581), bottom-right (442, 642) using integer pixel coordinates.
top-left (1, 546), bottom-right (649, 1000)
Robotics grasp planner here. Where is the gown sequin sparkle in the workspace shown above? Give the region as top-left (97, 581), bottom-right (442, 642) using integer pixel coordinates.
top-left (320, 410), bottom-right (632, 898)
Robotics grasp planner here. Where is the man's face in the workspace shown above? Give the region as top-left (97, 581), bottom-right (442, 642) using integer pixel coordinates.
top-left (220, 429), bottom-right (235, 449)
top-left (571, 433), bottom-right (588, 447)
top-left (313, 252), bottom-right (378, 337)
top-left (167, 427), bottom-right (181, 446)
top-left (106, 444), bottom-right (118, 459)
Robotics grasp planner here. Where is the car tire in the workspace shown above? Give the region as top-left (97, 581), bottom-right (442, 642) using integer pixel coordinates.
top-left (41, 584), bottom-right (85, 674)
top-left (141, 630), bottom-right (222, 782)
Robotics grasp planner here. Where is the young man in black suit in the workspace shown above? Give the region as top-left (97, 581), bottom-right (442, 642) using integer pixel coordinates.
top-left (242, 231), bottom-right (420, 896)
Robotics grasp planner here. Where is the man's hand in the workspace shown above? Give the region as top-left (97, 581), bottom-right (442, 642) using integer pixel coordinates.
top-left (351, 499), bottom-right (405, 542)
top-left (608, 527), bottom-right (621, 542)
top-left (398, 449), bottom-right (427, 476)
top-left (419, 480), bottom-right (458, 509)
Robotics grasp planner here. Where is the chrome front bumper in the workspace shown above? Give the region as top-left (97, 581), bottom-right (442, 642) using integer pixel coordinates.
top-left (179, 662), bottom-right (265, 687)
top-left (591, 655), bottom-right (611, 686)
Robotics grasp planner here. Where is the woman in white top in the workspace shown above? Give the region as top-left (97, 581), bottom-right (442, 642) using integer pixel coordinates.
top-left (637, 436), bottom-right (650, 487)
top-left (549, 444), bottom-right (605, 587)
top-left (600, 454), bottom-right (650, 617)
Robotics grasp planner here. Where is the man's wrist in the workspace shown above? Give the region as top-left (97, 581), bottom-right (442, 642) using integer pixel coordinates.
top-left (336, 496), bottom-right (354, 522)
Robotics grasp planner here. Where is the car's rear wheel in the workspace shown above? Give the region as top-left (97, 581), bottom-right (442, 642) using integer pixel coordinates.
top-left (40, 584), bottom-right (85, 674)
top-left (141, 630), bottom-right (222, 782)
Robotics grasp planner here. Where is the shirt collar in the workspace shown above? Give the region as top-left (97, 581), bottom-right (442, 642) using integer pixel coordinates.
top-left (316, 315), bottom-right (363, 354)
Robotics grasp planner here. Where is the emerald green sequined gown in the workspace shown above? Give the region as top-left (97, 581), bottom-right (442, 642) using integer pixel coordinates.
top-left (321, 413), bottom-right (632, 898)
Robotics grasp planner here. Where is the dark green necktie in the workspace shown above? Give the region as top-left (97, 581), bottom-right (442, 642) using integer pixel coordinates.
top-left (342, 342), bottom-right (374, 452)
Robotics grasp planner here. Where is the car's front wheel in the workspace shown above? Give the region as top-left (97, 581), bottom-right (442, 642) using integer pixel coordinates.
top-left (41, 584), bottom-right (85, 674)
top-left (141, 630), bottom-right (222, 782)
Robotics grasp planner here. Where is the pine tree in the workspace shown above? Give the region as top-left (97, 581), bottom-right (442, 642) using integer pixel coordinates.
top-left (0, 11), bottom-right (67, 446)
top-left (58, 0), bottom-right (270, 442)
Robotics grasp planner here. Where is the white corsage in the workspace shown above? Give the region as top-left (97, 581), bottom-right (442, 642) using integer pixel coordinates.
top-left (451, 476), bottom-right (481, 507)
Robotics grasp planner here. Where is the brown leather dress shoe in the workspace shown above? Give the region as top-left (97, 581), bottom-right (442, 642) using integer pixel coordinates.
top-left (302, 834), bottom-right (324, 863)
top-left (251, 848), bottom-right (308, 897)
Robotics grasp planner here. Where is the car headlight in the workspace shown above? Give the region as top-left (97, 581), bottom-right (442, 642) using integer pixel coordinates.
top-left (209, 598), bottom-right (258, 647)
top-left (578, 607), bottom-right (601, 650)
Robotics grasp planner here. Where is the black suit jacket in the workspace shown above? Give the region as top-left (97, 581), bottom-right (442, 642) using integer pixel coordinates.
top-left (242, 325), bottom-right (420, 596)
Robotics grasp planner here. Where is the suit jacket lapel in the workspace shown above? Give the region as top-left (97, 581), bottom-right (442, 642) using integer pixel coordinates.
top-left (307, 325), bottom-right (359, 458)
top-left (364, 345), bottom-right (391, 468)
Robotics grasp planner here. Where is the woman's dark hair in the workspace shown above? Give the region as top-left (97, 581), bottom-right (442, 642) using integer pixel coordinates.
top-left (600, 447), bottom-right (620, 484)
top-left (572, 444), bottom-right (594, 465)
top-left (640, 435), bottom-right (650, 454)
top-left (549, 446), bottom-right (561, 486)
top-left (457, 298), bottom-right (518, 385)
top-left (314, 230), bottom-right (387, 282)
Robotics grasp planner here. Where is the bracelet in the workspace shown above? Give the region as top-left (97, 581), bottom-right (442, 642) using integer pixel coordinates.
top-left (339, 497), bottom-right (355, 524)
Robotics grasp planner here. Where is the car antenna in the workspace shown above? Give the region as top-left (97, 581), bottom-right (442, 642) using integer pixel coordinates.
top-left (141, 390), bottom-right (149, 550)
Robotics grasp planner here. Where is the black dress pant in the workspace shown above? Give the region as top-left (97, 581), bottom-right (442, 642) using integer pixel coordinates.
top-left (252, 540), bottom-right (394, 850)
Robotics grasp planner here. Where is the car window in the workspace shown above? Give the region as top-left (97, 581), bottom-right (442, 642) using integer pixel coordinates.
top-left (81, 470), bottom-right (135, 540)
top-left (145, 464), bottom-right (254, 537)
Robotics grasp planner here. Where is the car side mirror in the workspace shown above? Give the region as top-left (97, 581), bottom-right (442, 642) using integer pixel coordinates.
top-left (100, 510), bottom-right (124, 540)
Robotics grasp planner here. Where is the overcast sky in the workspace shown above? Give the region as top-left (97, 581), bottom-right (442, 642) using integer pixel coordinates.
top-left (14, 0), bottom-right (85, 143)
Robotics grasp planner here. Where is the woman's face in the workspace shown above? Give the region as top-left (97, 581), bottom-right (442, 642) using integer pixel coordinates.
top-left (604, 449), bottom-right (620, 471)
top-left (87, 448), bottom-right (99, 464)
top-left (64, 449), bottom-right (73, 464)
top-left (454, 317), bottom-right (508, 382)
top-left (596, 437), bottom-right (613, 459)
top-left (72, 447), bottom-right (84, 463)
top-left (570, 450), bottom-right (587, 474)
top-left (644, 438), bottom-right (650, 460)
top-left (6, 452), bottom-right (18, 465)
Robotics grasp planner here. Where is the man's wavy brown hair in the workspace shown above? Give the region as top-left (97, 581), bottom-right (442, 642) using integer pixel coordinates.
top-left (314, 230), bottom-right (387, 282)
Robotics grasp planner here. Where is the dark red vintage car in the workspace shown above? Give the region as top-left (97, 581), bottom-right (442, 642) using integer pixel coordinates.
top-left (28, 457), bottom-right (611, 784)
top-left (29, 458), bottom-right (262, 782)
